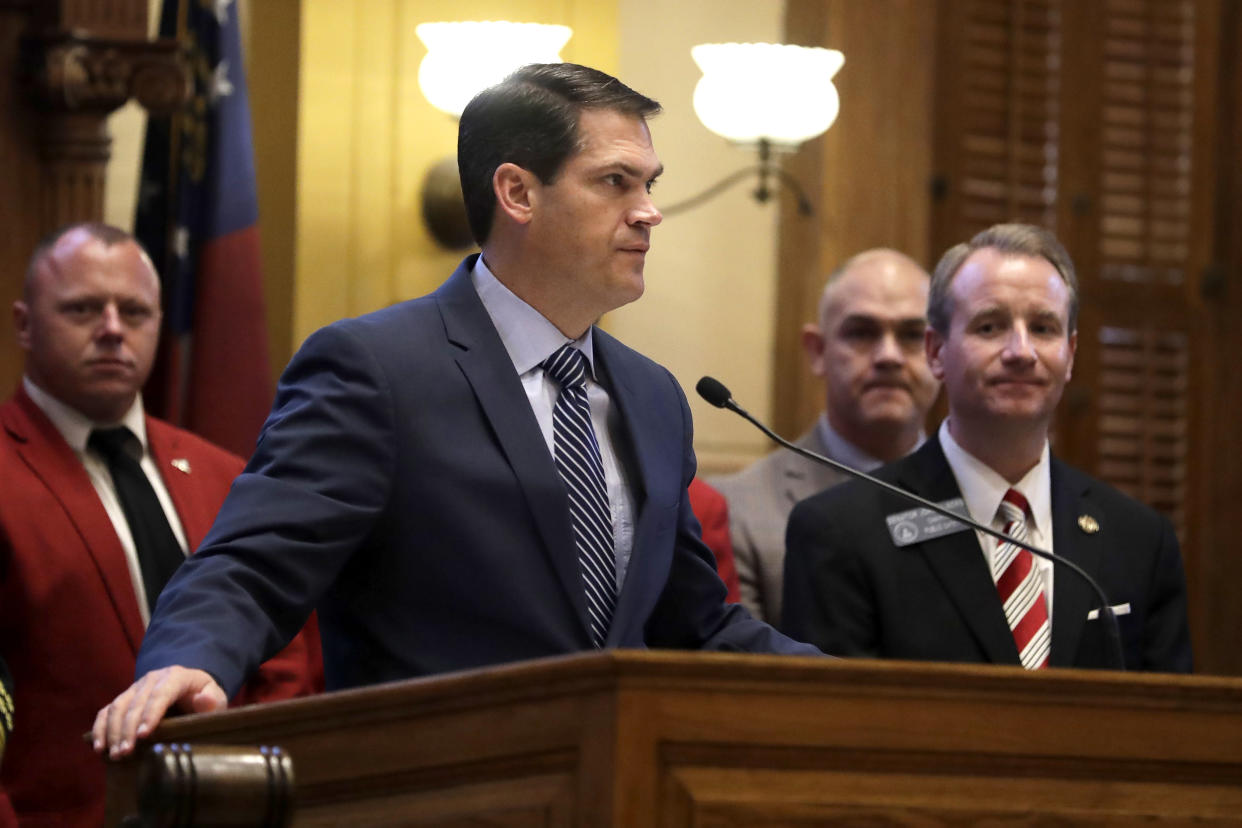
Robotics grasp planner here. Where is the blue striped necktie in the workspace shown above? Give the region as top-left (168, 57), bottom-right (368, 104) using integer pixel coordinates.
top-left (543, 344), bottom-right (616, 648)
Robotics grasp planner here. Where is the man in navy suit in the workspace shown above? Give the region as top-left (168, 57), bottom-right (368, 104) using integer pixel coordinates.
top-left (96, 63), bottom-right (818, 756)
top-left (782, 223), bottom-right (1191, 672)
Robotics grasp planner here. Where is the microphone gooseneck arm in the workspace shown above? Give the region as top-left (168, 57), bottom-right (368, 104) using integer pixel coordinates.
top-left (696, 376), bottom-right (1125, 671)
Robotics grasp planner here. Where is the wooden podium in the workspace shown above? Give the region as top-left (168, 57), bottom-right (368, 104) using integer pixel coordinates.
top-left (106, 651), bottom-right (1242, 825)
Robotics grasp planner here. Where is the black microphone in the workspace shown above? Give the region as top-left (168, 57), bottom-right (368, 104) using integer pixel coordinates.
top-left (696, 375), bottom-right (1125, 671)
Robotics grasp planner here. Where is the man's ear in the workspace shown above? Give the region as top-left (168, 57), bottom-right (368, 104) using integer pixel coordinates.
top-left (1065, 328), bottom-right (1077, 382)
top-left (13, 300), bottom-right (30, 352)
top-left (925, 327), bottom-right (947, 380)
top-left (493, 163), bottom-right (537, 226)
top-left (800, 323), bottom-right (827, 378)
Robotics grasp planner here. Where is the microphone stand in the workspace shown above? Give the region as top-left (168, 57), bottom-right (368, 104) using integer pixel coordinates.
top-left (697, 377), bottom-right (1126, 672)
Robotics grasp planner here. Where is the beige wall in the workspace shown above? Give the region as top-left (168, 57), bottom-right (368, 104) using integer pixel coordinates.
top-left (286, 0), bottom-right (622, 351)
top-left (614, 0), bottom-right (784, 472)
top-left (102, 0), bottom-right (788, 471)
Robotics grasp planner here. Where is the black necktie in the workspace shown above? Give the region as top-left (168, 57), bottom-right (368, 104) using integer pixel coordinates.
top-left (89, 427), bottom-right (184, 612)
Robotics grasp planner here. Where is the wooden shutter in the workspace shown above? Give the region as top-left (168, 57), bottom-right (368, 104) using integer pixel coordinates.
top-left (1085, 0), bottom-right (1203, 540)
top-left (932, 0), bottom-right (1062, 243)
top-left (1095, 326), bottom-right (1190, 535)
top-left (1097, 0), bottom-right (1196, 287)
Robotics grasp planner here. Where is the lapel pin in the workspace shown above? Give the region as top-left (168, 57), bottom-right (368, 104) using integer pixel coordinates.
top-left (171, 458), bottom-right (192, 474)
top-left (1078, 514), bottom-right (1099, 534)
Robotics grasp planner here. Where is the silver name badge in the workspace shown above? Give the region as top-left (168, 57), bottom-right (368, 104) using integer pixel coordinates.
top-left (886, 498), bottom-right (971, 547)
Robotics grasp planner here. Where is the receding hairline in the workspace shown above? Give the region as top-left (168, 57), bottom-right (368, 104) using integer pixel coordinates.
top-left (24, 223), bottom-right (157, 300)
top-left (817, 248), bottom-right (930, 324)
top-left (933, 245), bottom-right (1076, 330)
top-left (927, 222), bottom-right (1079, 335)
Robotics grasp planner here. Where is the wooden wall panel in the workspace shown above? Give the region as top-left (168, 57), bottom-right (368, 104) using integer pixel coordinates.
top-left (1198, 0), bottom-right (1242, 675)
top-left (36, 0), bottom-right (146, 33)
top-left (776, 0), bottom-right (938, 439)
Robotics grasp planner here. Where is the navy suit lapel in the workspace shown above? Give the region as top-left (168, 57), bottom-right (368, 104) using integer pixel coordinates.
top-left (898, 440), bottom-right (1021, 665)
top-left (592, 331), bottom-right (681, 645)
top-left (434, 259), bottom-right (591, 641)
top-left (1048, 459), bottom-right (1100, 667)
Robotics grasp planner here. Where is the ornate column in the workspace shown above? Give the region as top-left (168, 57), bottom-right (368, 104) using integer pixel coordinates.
top-left (19, 1), bottom-right (188, 229)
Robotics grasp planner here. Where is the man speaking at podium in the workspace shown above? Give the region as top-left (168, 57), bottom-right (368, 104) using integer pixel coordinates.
top-left (782, 223), bottom-right (1192, 672)
top-left (96, 63), bottom-right (817, 757)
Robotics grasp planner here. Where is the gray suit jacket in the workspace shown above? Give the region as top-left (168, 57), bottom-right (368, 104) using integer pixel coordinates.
top-left (708, 426), bottom-right (847, 624)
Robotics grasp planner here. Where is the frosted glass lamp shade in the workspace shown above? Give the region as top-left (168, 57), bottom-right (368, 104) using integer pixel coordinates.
top-left (691, 43), bottom-right (845, 148)
top-left (416, 21), bottom-right (572, 117)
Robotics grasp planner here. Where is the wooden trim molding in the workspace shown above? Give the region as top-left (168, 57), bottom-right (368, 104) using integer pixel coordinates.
top-left (14, 24), bottom-right (188, 227)
top-left (21, 31), bottom-right (186, 114)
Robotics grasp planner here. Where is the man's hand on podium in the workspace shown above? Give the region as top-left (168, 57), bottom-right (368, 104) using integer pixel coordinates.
top-left (92, 666), bottom-right (227, 758)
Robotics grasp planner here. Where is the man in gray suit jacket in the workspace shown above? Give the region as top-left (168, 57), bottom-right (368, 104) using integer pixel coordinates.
top-left (710, 250), bottom-right (940, 624)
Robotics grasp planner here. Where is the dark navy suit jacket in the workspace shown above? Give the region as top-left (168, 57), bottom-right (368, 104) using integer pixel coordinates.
top-left (138, 256), bottom-right (817, 694)
top-left (782, 437), bottom-right (1192, 672)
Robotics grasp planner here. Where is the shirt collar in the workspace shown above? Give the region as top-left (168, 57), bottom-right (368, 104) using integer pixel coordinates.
top-left (816, 413), bottom-right (926, 474)
top-left (471, 255), bottom-right (596, 376)
top-left (23, 376), bottom-right (148, 454)
top-left (938, 418), bottom-right (1051, 537)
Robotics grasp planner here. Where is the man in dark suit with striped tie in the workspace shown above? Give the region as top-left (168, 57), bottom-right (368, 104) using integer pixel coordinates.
top-left (782, 223), bottom-right (1191, 672)
top-left (96, 62), bottom-right (819, 758)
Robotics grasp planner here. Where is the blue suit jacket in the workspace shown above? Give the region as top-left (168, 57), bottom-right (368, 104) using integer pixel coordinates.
top-left (782, 437), bottom-right (1192, 672)
top-left (139, 257), bottom-right (817, 693)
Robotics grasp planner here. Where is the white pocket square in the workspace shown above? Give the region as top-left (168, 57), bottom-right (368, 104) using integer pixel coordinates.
top-left (1087, 602), bottom-right (1131, 620)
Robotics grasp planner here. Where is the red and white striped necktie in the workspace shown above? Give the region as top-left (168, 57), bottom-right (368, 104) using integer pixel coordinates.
top-left (994, 488), bottom-right (1050, 669)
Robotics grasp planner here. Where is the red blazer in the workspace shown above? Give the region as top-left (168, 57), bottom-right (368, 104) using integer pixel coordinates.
top-left (688, 478), bottom-right (741, 603)
top-left (0, 387), bottom-right (321, 828)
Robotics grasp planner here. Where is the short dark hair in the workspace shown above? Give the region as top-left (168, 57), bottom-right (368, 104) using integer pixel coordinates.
top-left (928, 223), bottom-right (1079, 334)
top-left (457, 63), bottom-right (661, 246)
top-left (24, 222), bottom-right (143, 299)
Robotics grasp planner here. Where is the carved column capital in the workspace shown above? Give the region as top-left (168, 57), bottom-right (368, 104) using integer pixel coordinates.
top-left (22, 32), bottom-right (189, 115)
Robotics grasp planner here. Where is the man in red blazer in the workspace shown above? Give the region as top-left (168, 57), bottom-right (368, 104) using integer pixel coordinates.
top-left (0, 223), bottom-right (321, 827)
top-left (687, 478), bottom-right (740, 603)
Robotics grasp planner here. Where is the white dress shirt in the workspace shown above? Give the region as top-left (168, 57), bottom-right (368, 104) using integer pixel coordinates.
top-left (938, 419), bottom-right (1055, 623)
top-left (24, 377), bottom-right (189, 625)
top-left (471, 257), bottom-right (636, 589)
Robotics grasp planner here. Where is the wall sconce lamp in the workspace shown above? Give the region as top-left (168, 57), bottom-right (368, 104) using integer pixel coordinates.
top-left (417, 21), bottom-right (572, 249)
top-left (663, 42), bottom-right (845, 218)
